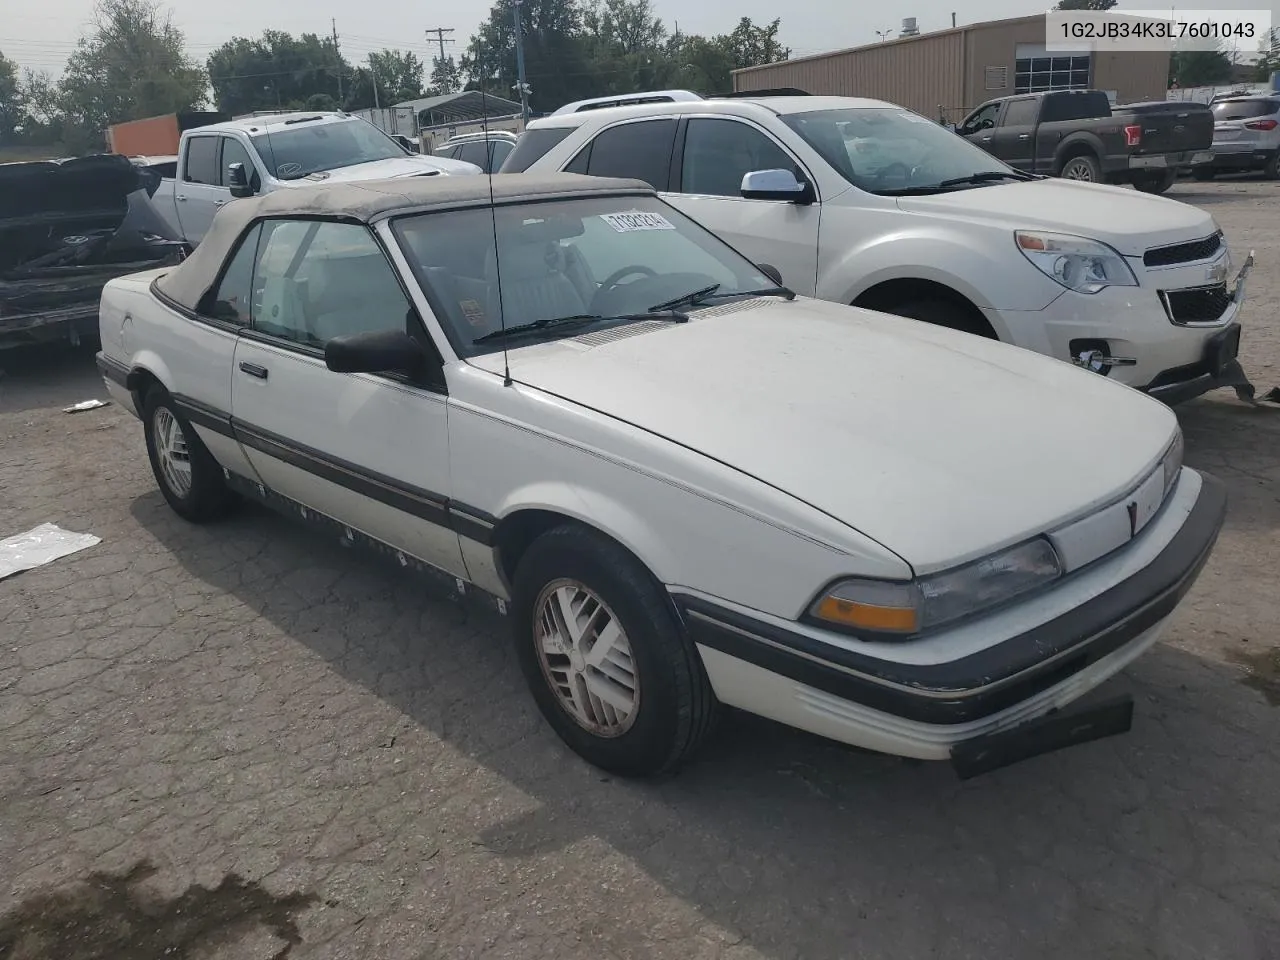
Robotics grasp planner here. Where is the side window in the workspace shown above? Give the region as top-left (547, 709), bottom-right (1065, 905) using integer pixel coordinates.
top-left (679, 119), bottom-right (802, 198)
top-left (961, 103), bottom-right (1000, 134)
top-left (220, 137), bottom-right (256, 188)
top-left (458, 141), bottom-right (490, 168)
top-left (1002, 98), bottom-right (1039, 127)
top-left (564, 145), bottom-right (590, 174)
top-left (184, 137), bottom-right (220, 185)
top-left (490, 140), bottom-right (514, 170)
top-left (501, 126), bottom-right (572, 172)
top-left (583, 119), bottom-right (678, 189)
top-left (204, 224), bottom-right (262, 325)
top-left (250, 220), bottom-right (412, 348)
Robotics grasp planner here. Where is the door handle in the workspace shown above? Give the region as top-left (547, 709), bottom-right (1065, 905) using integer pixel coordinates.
top-left (176, 195), bottom-right (187, 202)
top-left (1018, 134), bottom-right (1031, 140)
top-left (239, 361), bottom-right (268, 380)
top-left (213, 200), bottom-right (227, 207)
top-left (980, 136), bottom-right (993, 142)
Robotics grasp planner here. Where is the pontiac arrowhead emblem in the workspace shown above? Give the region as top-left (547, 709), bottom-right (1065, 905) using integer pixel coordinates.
top-left (1127, 501), bottom-right (1139, 537)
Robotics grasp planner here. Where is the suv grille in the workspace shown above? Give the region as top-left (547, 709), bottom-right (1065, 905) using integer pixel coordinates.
top-left (1143, 232), bottom-right (1222, 267)
top-left (1160, 284), bottom-right (1233, 324)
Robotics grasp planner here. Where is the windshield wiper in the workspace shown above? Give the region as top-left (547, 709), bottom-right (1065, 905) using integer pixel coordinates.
top-left (472, 310), bottom-right (687, 345)
top-left (936, 170), bottom-right (1037, 188)
top-left (648, 283), bottom-right (721, 313)
top-left (647, 283), bottom-right (795, 313)
top-left (877, 170), bottom-right (1038, 196)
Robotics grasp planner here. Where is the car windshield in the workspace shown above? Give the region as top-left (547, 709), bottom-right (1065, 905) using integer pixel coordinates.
top-left (391, 194), bottom-right (779, 356)
top-left (251, 119), bottom-right (407, 180)
top-left (781, 106), bottom-right (1023, 195)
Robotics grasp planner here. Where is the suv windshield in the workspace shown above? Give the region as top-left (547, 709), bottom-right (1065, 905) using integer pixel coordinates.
top-left (251, 119), bottom-right (407, 180)
top-left (1212, 98), bottom-right (1277, 121)
top-left (391, 194), bottom-right (778, 356)
top-left (781, 106), bottom-right (1024, 195)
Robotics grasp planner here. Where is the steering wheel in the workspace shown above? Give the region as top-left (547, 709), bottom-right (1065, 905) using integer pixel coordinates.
top-left (599, 265), bottom-right (658, 292)
top-left (877, 162), bottom-right (912, 186)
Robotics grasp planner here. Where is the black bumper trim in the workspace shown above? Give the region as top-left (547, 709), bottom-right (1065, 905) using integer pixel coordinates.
top-left (95, 352), bottom-right (130, 387)
top-left (676, 472), bottom-right (1226, 725)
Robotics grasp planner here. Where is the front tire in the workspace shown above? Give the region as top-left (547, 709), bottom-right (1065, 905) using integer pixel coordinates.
top-left (510, 524), bottom-right (717, 778)
top-left (881, 298), bottom-right (995, 338)
top-left (1192, 166), bottom-right (1216, 181)
top-left (1134, 169), bottom-right (1176, 194)
top-left (142, 385), bottom-right (235, 523)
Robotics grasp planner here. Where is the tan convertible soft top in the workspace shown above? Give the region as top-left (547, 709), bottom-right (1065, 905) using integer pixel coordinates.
top-left (153, 172), bottom-right (653, 314)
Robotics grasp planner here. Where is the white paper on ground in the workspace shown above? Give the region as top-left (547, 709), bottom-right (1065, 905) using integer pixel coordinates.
top-left (0, 523), bottom-right (101, 580)
top-left (64, 399), bottom-right (111, 413)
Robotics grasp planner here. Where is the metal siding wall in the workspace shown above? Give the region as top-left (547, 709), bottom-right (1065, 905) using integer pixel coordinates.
top-left (1094, 51), bottom-right (1172, 104)
top-left (733, 33), bottom-right (965, 118)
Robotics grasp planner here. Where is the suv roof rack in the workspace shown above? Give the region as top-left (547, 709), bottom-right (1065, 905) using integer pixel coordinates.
top-left (710, 88), bottom-right (812, 98)
top-left (551, 90), bottom-right (704, 116)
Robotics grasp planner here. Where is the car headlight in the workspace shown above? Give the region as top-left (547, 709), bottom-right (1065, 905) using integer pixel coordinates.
top-left (807, 537), bottom-right (1062, 639)
top-left (1015, 230), bottom-right (1138, 294)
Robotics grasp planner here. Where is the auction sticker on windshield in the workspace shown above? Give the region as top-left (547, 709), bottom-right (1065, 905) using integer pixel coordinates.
top-left (601, 211), bottom-right (676, 232)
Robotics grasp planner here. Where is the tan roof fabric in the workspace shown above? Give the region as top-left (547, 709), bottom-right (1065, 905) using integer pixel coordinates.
top-left (153, 172), bottom-right (652, 314)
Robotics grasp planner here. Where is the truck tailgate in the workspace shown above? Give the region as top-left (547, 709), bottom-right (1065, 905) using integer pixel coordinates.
top-left (1122, 101), bottom-right (1214, 155)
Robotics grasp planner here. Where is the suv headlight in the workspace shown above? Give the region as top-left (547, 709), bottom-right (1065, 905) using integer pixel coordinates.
top-left (1016, 230), bottom-right (1138, 294)
top-left (807, 537), bottom-right (1062, 639)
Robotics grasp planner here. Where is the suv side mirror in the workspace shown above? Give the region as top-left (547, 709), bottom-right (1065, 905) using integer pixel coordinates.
top-left (741, 169), bottom-right (816, 205)
top-left (325, 329), bottom-right (426, 378)
top-left (227, 162), bottom-right (254, 199)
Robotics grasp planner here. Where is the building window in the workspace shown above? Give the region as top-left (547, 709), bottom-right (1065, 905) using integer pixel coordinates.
top-left (1014, 54), bottom-right (1092, 94)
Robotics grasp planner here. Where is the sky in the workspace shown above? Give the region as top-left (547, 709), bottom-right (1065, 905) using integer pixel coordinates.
top-left (3, 0), bottom-right (1277, 81)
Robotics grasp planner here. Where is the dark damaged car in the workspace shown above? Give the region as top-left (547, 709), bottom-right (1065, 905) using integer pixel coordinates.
top-left (0, 153), bottom-right (187, 351)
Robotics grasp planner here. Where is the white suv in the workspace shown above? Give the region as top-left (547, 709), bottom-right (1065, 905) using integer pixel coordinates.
top-left (507, 90), bottom-right (1256, 405)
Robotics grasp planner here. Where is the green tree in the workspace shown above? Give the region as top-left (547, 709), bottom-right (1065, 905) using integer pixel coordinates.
top-left (368, 49), bottom-right (425, 102)
top-left (208, 31), bottom-right (348, 114)
top-left (1053, 0), bottom-right (1118, 9)
top-left (1255, 26), bottom-right (1279, 82)
top-left (1169, 46), bottom-right (1233, 87)
top-left (0, 50), bottom-right (23, 141)
top-left (428, 56), bottom-right (463, 96)
top-left (461, 0), bottom-right (594, 112)
top-left (57, 0), bottom-right (205, 152)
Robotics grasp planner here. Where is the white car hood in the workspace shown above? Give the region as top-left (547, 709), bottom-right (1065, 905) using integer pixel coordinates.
top-left (895, 178), bottom-right (1217, 256)
top-left (290, 155), bottom-right (481, 184)
top-left (470, 296), bottom-right (1177, 572)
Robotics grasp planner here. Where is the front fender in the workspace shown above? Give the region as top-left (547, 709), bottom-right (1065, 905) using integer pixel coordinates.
top-left (819, 224), bottom-right (1061, 320)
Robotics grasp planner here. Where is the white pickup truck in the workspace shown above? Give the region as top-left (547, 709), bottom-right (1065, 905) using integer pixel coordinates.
top-left (150, 111), bottom-right (480, 247)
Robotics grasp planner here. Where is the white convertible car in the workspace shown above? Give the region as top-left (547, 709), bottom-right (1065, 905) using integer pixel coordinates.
top-left (95, 173), bottom-right (1226, 779)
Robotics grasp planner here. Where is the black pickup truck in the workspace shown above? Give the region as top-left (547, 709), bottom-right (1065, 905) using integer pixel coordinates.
top-left (955, 90), bottom-right (1213, 194)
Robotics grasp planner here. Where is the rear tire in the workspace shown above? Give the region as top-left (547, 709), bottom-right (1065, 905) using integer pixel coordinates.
top-left (510, 523), bottom-right (717, 778)
top-left (1264, 152), bottom-right (1280, 181)
top-left (1134, 170), bottom-right (1176, 194)
top-left (1192, 166), bottom-right (1216, 181)
top-left (1059, 154), bottom-right (1102, 182)
top-left (142, 385), bottom-right (236, 523)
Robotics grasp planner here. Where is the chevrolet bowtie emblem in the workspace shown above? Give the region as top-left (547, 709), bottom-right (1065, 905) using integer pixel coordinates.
top-left (1127, 501), bottom-right (1139, 537)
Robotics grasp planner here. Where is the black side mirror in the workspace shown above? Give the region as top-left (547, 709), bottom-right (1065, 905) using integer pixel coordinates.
top-left (740, 169), bottom-right (816, 205)
top-left (325, 329), bottom-right (425, 377)
top-left (756, 263), bottom-right (784, 286)
top-left (227, 162), bottom-right (254, 198)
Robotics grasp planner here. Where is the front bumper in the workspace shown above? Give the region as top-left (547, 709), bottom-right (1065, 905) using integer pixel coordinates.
top-left (991, 248), bottom-right (1252, 398)
top-left (675, 470), bottom-right (1226, 771)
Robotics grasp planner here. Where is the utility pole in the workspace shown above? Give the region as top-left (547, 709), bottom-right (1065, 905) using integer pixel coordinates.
top-left (369, 54), bottom-right (380, 111)
top-left (512, 0), bottom-right (531, 123)
top-left (424, 27), bottom-right (455, 64)
top-left (332, 18), bottom-right (344, 101)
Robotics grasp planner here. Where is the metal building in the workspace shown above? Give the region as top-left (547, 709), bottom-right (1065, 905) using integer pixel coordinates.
top-left (732, 14), bottom-right (1172, 124)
